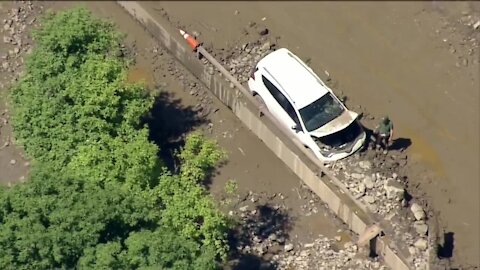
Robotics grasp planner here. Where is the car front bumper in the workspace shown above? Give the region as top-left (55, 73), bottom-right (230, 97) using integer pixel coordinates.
top-left (315, 131), bottom-right (367, 162)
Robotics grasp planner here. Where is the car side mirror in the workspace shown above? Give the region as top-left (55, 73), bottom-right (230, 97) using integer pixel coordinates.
top-left (291, 124), bottom-right (301, 132)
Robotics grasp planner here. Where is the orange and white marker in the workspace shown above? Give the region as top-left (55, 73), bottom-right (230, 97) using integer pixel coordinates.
top-left (179, 29), bottom-right (200, 51)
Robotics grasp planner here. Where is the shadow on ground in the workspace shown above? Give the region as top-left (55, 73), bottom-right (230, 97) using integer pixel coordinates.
top-left (227, 203), bottom-right (294, 270)
top-left (438, 231), bottom-right (455, 259)
top-left (390, 138), bottom-right (412, 151)
top-left (143, 90), bottom-right (207, 172)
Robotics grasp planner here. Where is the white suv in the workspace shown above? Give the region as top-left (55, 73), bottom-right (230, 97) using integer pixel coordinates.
top-left (248, 48), bottom-right (366, 161)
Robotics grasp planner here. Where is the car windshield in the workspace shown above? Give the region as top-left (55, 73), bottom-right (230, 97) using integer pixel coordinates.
top-left (299, 93), bottom-right (345, 132)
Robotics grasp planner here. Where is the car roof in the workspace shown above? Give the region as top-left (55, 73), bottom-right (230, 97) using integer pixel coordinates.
top-left (257, 48), bottom-right (329, 109)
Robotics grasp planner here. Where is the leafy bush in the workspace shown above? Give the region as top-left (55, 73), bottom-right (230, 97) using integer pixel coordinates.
top-left (1, 7), bottom-right (230, 269)
top-left (224, 179), bottom-right (238, 195)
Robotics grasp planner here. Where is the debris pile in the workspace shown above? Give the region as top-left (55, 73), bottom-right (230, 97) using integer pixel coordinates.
top-left (231, 190), bottom-right (389, 270)
top-left (1, 1), bottom-right (39, 82)
top-left (328, 151), bottom-right (430, 269)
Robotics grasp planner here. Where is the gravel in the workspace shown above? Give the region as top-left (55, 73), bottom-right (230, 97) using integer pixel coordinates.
top-left (231, 190), bottom-right (388, 270)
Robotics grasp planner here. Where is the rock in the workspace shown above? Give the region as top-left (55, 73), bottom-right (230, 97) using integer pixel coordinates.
top-left (239, 205), bottom-right (249, 212)
top-left (258, 27), bottom-right (269, 36)
top-left (351, 173), bottom-right (364, 180)
top-left (358, 183), bottom-right (366, 194)
top-left (358, 160), bottom-right (372, 170)
top-left (413, 221), bottom-right (428, 235)
top-left (192, 30), bottom-right (200, 38)
top-left (461, 58), bottom-right (468, 67)
top-left (364, 195), bottom-right (375, 204)
top-left (234, 10), bottom-right (240, 15)
top-left (2, 61), bottom-right (9, 70)
top-left (3, 36), bottom-right (12, 43)
top-left (13, 47), bottom-right (20, 54)
top-left (260, 41), bottom-right (271, 51)
top-left (410, 203), bottom-right (425, 221)
top-left (335, 235), bottom-right (342, 241)
top-left (473, 20), bottom-right (480, 30)
top-left (268, 233), bottom-right (277, 242)
top-left (284, 243), bottom-right (294, 252)
top-left (408, 246), bottom-right (417, 255)
top-left (304, 242), bottom-right (315, 248)
top-left (255, 245), bottom-right (267, 255)
top-left (277, 236), bottom-right (286, 244)
top-left (364, 176), bottom-right (374, 189)
top-left (10, 159), bottom-right (16, 165)
top-left (414, 238), bottom-right (428, 251)
top-left (384, 179), bottom-right (404, 201)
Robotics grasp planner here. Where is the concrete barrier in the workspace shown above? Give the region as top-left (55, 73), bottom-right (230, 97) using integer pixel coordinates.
top-left (116, 2), bottom-right (412, 269)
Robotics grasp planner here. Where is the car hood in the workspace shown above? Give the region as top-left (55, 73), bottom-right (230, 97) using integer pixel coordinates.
top-left (308, 110), bottom-right (358, 137)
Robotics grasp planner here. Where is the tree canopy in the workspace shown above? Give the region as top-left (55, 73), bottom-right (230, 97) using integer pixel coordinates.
top-left (1, 7), bottom-right (230, 270)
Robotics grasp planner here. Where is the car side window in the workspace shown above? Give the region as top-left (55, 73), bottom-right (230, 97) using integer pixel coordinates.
top-left (261, 76), bottom-right (301, 127)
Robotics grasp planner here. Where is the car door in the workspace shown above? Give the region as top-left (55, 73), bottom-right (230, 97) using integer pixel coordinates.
top-left (260, 75), bottom-right (295, 128)
top-left (276, 92), bottom-right (314, 147)
top-left (260, 76), bottom-right (311, 143)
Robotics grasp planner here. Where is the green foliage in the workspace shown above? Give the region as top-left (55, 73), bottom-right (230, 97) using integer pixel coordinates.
top-left (32, 7), bottom-right (124, 66)
top-left (155, 133), bottom-right (230, 260)
top-left (1, 7), bottom-right (230, 270)
top-left (178, 132), bottom-right (226, 183)
top-left (0, 167), bottom-right (158, 270)
top-left (224, 179), bottom-right (238, 195)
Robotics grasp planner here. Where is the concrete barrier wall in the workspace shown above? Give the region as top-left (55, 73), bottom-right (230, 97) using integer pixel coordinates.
top-left (117, 2), bottom-right (412, 269)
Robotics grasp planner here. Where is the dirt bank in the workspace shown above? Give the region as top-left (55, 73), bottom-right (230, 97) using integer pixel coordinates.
top-left (141, 1), bottom-right (479, 268)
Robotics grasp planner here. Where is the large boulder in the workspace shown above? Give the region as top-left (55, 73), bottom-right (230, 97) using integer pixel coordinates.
top-left (384, 179), bottom-right (404, 201)
top-left (410, 203), bottom-right (426, 221)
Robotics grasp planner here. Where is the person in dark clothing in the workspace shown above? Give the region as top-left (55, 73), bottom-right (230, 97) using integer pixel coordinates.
top-left (373, 116), bottom-right (394, 154)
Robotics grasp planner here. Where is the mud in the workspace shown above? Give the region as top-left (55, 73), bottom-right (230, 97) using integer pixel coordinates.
top-left (0, 1), bottom-right (40, 185)
top-left (142, 2), bottom-right (480, 268)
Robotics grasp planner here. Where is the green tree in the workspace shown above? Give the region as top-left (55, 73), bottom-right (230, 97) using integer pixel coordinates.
top-left (2, 7), bottom-right (231, 270)
top-left (0, 166), bottom-right (157, 269)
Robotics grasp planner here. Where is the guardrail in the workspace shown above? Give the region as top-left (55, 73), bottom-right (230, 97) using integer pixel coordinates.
top-left (116, 2), bottom-right (413, 269)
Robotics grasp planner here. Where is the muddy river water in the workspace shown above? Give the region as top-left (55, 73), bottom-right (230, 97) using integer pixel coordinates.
top-left (142, 1), bottom-right (479, 267)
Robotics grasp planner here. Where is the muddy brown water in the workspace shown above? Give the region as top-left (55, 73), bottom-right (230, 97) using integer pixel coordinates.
top-left (144, 1), bottom-right (479, 267)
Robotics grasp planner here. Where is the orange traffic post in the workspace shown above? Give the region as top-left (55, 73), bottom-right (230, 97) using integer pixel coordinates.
top-left (179, 29), bottom-right (200, 51)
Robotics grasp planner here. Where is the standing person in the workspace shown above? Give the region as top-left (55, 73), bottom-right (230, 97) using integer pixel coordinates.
top-left (373, 116), bottom-right (394, 154)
